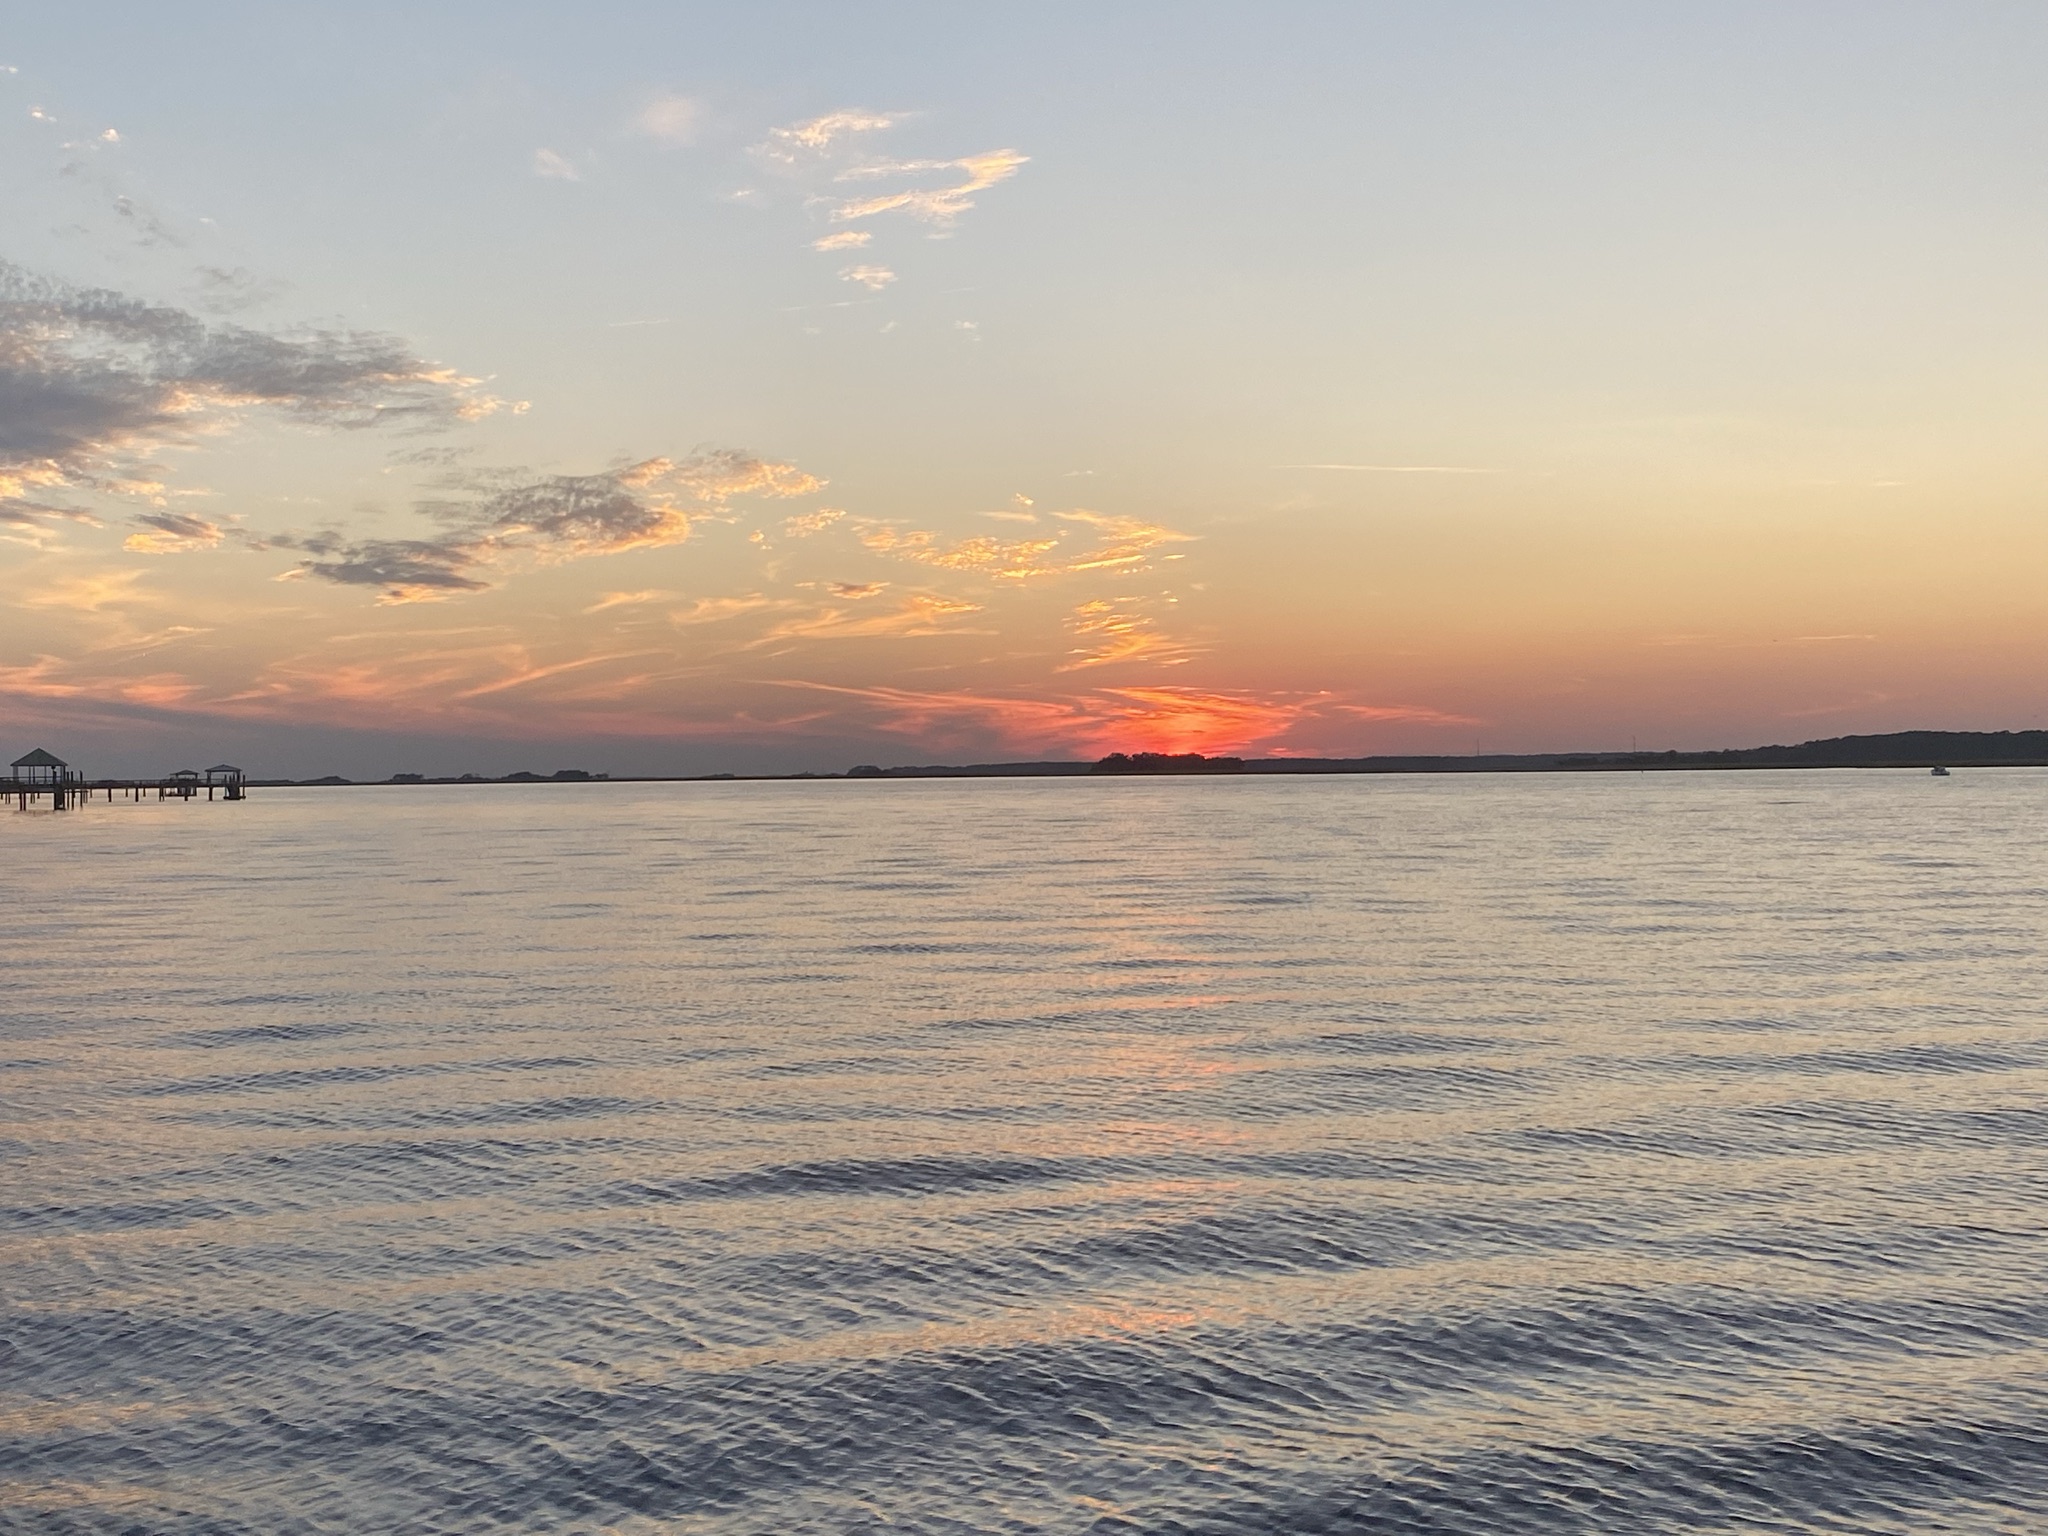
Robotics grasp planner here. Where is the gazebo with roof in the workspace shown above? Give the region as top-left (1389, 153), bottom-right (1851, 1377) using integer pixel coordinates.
top-left (10, 748), bottom-right (74, 786)
top-left (9, 747), bottom-right (83, 809)
top-left (205, 763), bottom-right (246, 801)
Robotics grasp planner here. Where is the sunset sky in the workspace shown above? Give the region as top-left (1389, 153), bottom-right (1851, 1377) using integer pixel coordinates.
top-left (5, 3), bottom-right (2048, 777)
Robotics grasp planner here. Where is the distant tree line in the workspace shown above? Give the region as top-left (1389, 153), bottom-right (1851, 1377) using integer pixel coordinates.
top-left (1091, 752), bottom-right (1246, 775)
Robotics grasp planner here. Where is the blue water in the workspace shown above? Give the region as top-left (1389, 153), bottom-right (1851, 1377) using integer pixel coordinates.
top-left (3, 772), bottom-right (2045, 1533)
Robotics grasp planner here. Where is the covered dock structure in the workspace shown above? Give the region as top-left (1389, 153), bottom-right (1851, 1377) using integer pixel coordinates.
top-left (9, 748), bottom-right (85, 810)
top-left (7, 747), bottom-right (254, 810)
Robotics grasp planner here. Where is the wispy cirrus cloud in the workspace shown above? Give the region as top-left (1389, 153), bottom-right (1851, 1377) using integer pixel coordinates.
top-left (191, 265), bottom-right (288, 316)
top-left (90, 623), bottom-right (209, 657)
top-left (669, 593), bottom-right (787, 627)
top-left (217, 635), bottom-right (637, 729)
top-left (0, 650), bottom-right (211, 721)
top-left (583, 589), bottom-right (672, 614)
top-left (450, 648), bottom-right (663, 701)
top-left (281, 451), bottom-right (824, 604)
top-left (761, 110), bottom-right (903, 160)
top-left (850, 509), bottom-right (1189, 581)
top-left (771, 681), bottom-right (1093, 750)
top-left (1059, 597), bottom-right (1196, 671)
top-left (757, 593), bottom-right (983, 645)
top-left (108, 194), bottom-right (182, 248)
top-left (828, 149), bottom-right (1028, 229)
top-left (1052, 510), bottom-right (1191, 571)
top-left (17, 568), bottom-right (152, 612)
top-left (853, 521), bottom-right (1064, 578)
top-left (756, 109), bottom-right (1026, 286)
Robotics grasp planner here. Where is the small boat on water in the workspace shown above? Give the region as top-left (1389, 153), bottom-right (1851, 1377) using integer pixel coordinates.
top-left (1931, 765), bottom-right (1951, 777)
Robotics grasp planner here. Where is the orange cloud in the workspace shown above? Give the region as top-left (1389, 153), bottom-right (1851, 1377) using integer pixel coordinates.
top-left (782, 507), bottom-right (845, 537)
top-left (1094, 687), bottom-right (1306, 755)
top-left (668, 594), bottom-right (786, 626)
top-left (1058, 598), bottom-right (1196, 671)
top-left (831, 149), bottom-right (1029, 227)
top-left (0, 657), bottom-right (85, 699)
top-left (853, 521), bottom-right (1065, 578)
top-left (851, 509), bottom-right (1189, 581)
top-left (1052, 510), bottom-right (1191, 571)
top-left (771, 681), bottom-right (1308, 758)
top-left (771, 681), bottom-right (1096, 749)
top-left (763, 110), bottom-right (904, 160)
top-left (115, 674), bottom-right (200, 708)
top-left (584, 589), bottom-right (672, 613)
top-left (757, 594), bottom-right (983, 644)
top-left (123, 511), bottom-right (225, 553)
top-left (453, 649), bottom-right (665, 700)
top-left (20, 569), bottom-right (150, 611)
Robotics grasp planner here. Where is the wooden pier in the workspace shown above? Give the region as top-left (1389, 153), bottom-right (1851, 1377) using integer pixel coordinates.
top-left (7, 749), bottom-right (247, 810)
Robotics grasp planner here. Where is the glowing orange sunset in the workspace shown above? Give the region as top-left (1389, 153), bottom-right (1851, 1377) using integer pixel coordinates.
top-left (8, 7), bottom-right (2048, 776)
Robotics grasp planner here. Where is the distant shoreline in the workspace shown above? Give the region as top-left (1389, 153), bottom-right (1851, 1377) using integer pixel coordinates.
top-left (247, 729), bottom-right (2048, 787)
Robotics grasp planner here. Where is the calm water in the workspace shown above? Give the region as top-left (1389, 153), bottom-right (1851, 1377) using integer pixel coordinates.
top-left (4, 772), bottom-right (2046, 1534)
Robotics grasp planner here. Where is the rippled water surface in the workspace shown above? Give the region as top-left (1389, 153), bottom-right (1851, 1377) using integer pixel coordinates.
top-left (5, 772), bottom-right (2047, 1534)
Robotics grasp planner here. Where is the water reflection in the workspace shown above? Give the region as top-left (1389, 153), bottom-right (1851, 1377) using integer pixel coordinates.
top-left (4, 771), bottom-right (2045, 1533)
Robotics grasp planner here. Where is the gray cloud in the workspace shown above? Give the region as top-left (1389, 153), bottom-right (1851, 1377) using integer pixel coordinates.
top-left (285, 451), bottom-right (824, 603)
top-left (285, 535), bottom-right (491, 597)
top-left (385, 443), bottom-right (478, 469)
top-left (0, 497), bottom-right (95, 532)
top-left (190, 265), bottom-right (288, 315)
top-left (0, 259), bottom-right (506, 528)
top-left (110, 194), bottom-right (183, 248)
top-left (124, 509), bottom-right (226, 553)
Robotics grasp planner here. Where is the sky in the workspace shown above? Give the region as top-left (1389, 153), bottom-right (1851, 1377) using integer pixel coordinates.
top-left (4, 2), bottom-right (2048, 778)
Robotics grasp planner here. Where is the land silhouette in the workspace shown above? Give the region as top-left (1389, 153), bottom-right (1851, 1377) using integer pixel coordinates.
top-left (192, 728), bottom-right (2048, 785)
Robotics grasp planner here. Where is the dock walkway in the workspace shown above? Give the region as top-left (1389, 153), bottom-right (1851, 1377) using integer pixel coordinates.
top-left (7, 749), bottom-right (247, 810)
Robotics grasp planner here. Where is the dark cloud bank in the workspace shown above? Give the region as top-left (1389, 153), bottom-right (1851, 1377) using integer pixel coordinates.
top-left (279, 452), bottom-right (823, 603)
top-left (1, 260), bottom-right (821, 599)
top-left (0, 258), bottom-right (495, 531)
